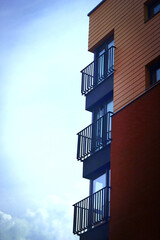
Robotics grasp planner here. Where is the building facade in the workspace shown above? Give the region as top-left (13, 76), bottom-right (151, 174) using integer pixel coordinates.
top-left (73, 0), bottom-right (160, 239)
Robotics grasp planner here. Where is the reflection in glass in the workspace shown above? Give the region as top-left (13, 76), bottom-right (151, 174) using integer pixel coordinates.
top-left (93, 173), bottom-right (106, 193)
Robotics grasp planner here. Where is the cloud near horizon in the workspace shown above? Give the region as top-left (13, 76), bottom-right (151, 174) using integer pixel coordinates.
top-left (0, 195), bottom-right (77, 240)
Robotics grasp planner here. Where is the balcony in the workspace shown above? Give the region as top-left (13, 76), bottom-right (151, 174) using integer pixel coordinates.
top-left (81, 46), bottom-right (115, 96)
top-left (77, 112), bottom-right (113, 162)
top-left (73, 186), bottom-right (111, 235)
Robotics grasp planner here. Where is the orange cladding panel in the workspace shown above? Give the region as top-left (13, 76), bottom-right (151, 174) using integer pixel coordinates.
top-left (88, 0), bottom-right (160, 112)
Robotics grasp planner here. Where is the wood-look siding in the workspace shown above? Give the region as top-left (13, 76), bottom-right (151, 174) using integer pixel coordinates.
top-left (88, 0), bottom-right (160, 112)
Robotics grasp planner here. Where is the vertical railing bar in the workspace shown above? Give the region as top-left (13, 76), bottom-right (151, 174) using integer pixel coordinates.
top-left (86, 127), bottom-right (88, 155)
top-left (93, 193), bottom-right (95, 224)
top-left (82, 199), bottom-right (84, 231)
top-left (96, 191), bottom-right (98, 223)
top-left (84, 200), bottom-right (85, 230)
top-left (76, 204), bottom-right (78, 232)
top-left (94, 192), bottom-right (96, 224)
top-left (83, 199), bottom-right (86, 229)
top-left (77, 134), bottom-right (80, 160)
top-left (103, 188), bottom-right (105, 220)
top-left (89, 195), bottom-right (91, 227)
top-left (86, 197), bottom-right (87, 228)
top-left (86, 198), bottom-right (88, 228)
top-left (73, 205), bottom-right (75, 233)
top-left (100, 188), bottom-right (102, 221)
top-left (97, 191), bottom-right (99, 222)
top-left (77, 203), bottom-right (79, 233)
top-left (95, 192), bottom-right (97, 224)
top-left (98, 190), bottom-right (100, 222)
top-left (102, 188), bottom-right (104, 220)
top-left (80, 201), bottom-right (82, 231)
top-left (105, 187), bottom-right (107, 220)
top-left (79, 202), bottom-right (81, 232)
top-left (80, 136), bottom-right (82, 160)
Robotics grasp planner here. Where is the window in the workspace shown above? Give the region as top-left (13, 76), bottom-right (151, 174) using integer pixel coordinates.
top-left (94, 36), bottom-right (115, 85)
top-left (93, 173), bottom-right (106, 193)
top-left (93, 100), bottom-right (113, 150)
top-left (90, 170), bottom-right (111, 221)
top-left (150, 63), bottom-right (160, 84)
top-left (146, 59), bottom-right (160, 88)
top-left (148, 0), bottom-right (160, 18)
top-left (90, 170), bottom-right (111, 194)
top-left (144, 0), bottom-right (160, 21)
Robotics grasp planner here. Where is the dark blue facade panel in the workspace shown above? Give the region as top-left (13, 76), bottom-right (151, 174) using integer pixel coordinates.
top-left (85, 75), bottom-right (113, 111)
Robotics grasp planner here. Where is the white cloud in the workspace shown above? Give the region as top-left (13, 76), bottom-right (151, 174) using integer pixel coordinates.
top-left (0, 211), bottom-right (29, 240)
top-left (0, 194), bottom-right (78, 240)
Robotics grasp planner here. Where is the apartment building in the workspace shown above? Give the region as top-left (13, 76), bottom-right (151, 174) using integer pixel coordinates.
top-left (73, 0), bottom-right (160, 239)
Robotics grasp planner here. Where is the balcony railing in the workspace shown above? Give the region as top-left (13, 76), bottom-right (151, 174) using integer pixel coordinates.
top-left (77, 112), bottom-right (113, 161)
top-left (81, 46), bottom-right (115, 95)
top-left (73, 186), bottom-right (111, 235)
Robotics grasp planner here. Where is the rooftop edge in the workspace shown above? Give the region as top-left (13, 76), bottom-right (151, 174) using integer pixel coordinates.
top-left (87, 0), bottom-right (106, 16)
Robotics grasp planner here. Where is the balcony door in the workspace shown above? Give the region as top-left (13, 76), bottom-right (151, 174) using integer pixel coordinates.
top-left (106, 100), bottom-right (113, 140)
top-left (93, 173), bottom-right (106, 194)
top-left (93, 100), bottom-right (113, 151)
top-left (90, 170), bottom-right (111, 224)
top-left (95, 103), bottom-right (106, 150)
top-left (107, 40), bottom-right (114, 73)
top-left (97, 48), bottom-right (105, 83)
top-left (96, 37), bottom-right (114, 85)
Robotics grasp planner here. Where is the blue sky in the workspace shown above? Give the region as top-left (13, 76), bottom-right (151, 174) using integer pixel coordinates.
top-left (0, 0), bottom-right (101, 239)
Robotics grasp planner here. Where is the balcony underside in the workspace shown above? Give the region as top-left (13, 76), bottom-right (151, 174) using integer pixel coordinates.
top-left (83, 144), bottom-right (111, 179)
top-left (86, 75), bottom-right (113, 111)
top-left (80, 222), bottom-right (109, 240)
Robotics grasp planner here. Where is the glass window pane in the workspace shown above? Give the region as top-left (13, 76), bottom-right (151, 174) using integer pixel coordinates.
top-left (108, 40), bottom-right (114, 72)
top-left (98, 49), bottom-right (105, 81)
top-left (93, 173), bottom-right (106, 193)
top-left (107, 100), bottom-right (113, 113)
top-left (156, 68), bottom-right (160, 82)
top-left (108, 40), bottom-right (114, 49)
top-left (154, 3), bottom-right (160, 14)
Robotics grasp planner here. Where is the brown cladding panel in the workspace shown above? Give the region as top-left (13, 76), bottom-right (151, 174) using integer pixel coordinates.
top-left (88, 0), bottom-right (160, 112)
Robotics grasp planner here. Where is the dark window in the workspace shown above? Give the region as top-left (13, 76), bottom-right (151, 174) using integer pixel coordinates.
top-left (92, 173), bottom-right (107, 193)
top-left (93, 100), bottom-right (113, 150)
top-left (90, 170), bottom-right (111, 218)
top-left (144, 0), bottom-right (160, 21)
top-left (148, 0), bottom-right (160, 18)
top-left (90, 170), bottom-right (111, 194)
top-left (146, 59), bottom-right (160, 88)
top-left (150, 62), bottom-right (160, 85)
top-left (94, 36), bottom-right (115, 86)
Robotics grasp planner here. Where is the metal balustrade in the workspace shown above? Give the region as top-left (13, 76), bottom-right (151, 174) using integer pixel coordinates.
top-left (73, 186), bottom-right (110, 235)
top-left (81, 46), bottom-right (115, 95)
top-left (77, 112), bottom-right (113, 161)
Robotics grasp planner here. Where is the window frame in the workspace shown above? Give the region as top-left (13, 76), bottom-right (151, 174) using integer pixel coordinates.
top-left (93, 35), bottom-right (115, 86)
top-left (89, 169), bottom-right (111, 195)
top-left (89, 169), bottom-right (111, 218)
top-left (150, 62), bottom-right (160, 85)
top-left (145, 58), bottom-right (160, 88)
top-left (148, 0), bottom-right (160, 18)
top-left (144, 0), bottom-right (160, 22)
